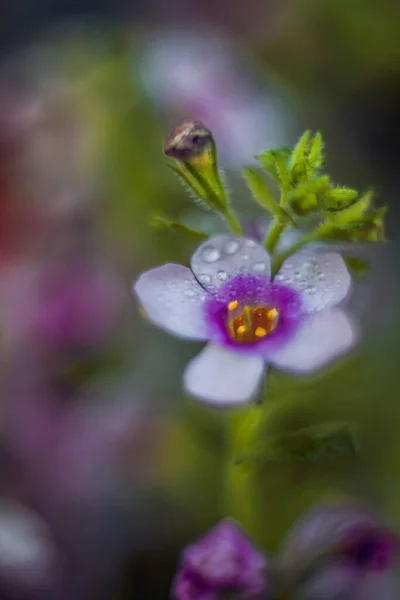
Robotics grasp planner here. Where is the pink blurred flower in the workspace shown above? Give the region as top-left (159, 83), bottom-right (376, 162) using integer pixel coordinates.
top-left (172, 519), bottom-right (268, 600)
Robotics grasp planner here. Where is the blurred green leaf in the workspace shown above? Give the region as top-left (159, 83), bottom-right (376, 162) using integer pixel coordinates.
top-left (234, 422), bottom-right (359, 467)
top-left (343, 255), bottom-right (370, 278)
top-left (150, 213), bottom-right (207, 240)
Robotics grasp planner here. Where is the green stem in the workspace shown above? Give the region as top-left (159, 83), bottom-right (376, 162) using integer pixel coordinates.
top-left (264, 219), bottom-right (286, 254)
top-left (223, 207), bottom-right (243, 235)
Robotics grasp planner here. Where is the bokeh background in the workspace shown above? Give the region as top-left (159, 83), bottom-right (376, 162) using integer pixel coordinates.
top-left (0, 1), bottom-right (399, 598)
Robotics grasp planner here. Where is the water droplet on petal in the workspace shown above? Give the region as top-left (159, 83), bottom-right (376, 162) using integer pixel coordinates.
top-left (201, 245), bottom-right (220, 263)
top-left (305, 285), bottom-right (316, 294)
top-left (184, 289), bottom-right (195, 297)
top-left (252, 262), bottom-right (267, 273)
top-left (224, 240), bottom-right (240, 255)
top-left (318, 272), bottom-right (325, 280)
top-left (294, 271), bottom-right (302, 280)
top-left (245, 239), bottom-right (256, 247)
top-left (198, 274), bottom-right (211, 285)
top-left (217, 270), bottom-right (228, 280)
top-left (275, 274), bottom-right (284, 281)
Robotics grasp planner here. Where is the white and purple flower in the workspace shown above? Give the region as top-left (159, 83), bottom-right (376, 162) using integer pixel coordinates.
top-left (172, 519), bottom-right (267, 600)
top-left (134, 235), bottom-right (356, 405)
top-left (279, 502), bottom-right (399, 600)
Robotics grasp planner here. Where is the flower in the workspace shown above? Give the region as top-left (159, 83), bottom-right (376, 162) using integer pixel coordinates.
top-left (138, 29), bottom-right (292, 168)
top-left (134, 235), bottom-right (355, 405)
top-left (278, 502), bottom-right (399, 600)
top-left (172, 519), bottom-right (267, 600)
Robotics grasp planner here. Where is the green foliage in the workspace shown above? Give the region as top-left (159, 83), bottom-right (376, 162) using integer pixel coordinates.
top-left (150, 213), bottom-right (207, 240)
top-left (234, 422), bottom-right (359, 467)
top-left (242, 167), bottom-right (294, 224)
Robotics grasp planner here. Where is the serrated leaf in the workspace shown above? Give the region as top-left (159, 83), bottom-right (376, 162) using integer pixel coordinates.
top-left (242, 167), bottom-right (294, 223)
top-left (234, 422), bottom-right (359, 467)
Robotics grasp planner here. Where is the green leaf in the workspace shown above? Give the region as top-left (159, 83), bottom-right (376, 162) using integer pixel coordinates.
top-left (343, 255), bottom-right (370, 278)
top-left (308, 131), bottom-right (324, 171)
top-left (289, 130), bottom-right (312, 171)
top-left (288, 176), bottom-right (331, 215)
top-left (234, 422), bottom-right (359, 467)
top-left (323, 187), bottom-right (359, 211)
top-left (334, 190), bottom-right (373, 222)
top-left (242, 167), bottom-right (294, 223)
top-left (317, 207), bottom-right (386, 242)
top-left (256, 147), bottom-right (291, 186)
top-left (150, 213), bottom-right (207, 239)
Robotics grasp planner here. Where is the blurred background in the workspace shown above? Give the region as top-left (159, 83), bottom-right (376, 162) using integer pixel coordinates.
top-left (0, 1), bottom-right (399, 598)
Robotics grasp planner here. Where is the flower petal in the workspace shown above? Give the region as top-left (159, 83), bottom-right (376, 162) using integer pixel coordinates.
top-left (270, 308), bottom-right (356, 373)
top-left (134, 264), bottom-right (209, 340)
top-left (184, 345), bottom-right (264, 405)
top-left (276, 250), bottom-right (351, 313)
top-left (191, 235), bottom-right (271, 293)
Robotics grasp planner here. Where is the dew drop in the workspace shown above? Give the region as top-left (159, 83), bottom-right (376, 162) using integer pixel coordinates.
top-left (294, 271), bottom-right (302, 280)
top-left (305, 285), bottom-right (316, 294)
top-left (245, 239), bottom-right (256, 247)
top-left (252, 262), bottom-right (267, 273)
top-left (318, 272), bottom-right (325, 281)
top-left (217, 270), bottom-right (228, 280)
top-left (201, 245), bottom-right (220, 263)
top-left (224, 240), bottom-right (240, 255)
top-left (198, 274), bottom-right (211, 285)
top-left (184, 289), bottom-right (195, 297)
top-left (275, 273), bottom-right (284, 281)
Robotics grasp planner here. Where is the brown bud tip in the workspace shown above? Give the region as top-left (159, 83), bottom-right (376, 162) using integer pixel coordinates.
top-left (163, 120), bottom-right (213, 161)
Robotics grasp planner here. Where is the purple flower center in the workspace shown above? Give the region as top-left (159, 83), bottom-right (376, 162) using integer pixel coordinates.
top-left (340, 525), bottom-right (397, 572)
top-left (204, 274), bottom-right (303, 353)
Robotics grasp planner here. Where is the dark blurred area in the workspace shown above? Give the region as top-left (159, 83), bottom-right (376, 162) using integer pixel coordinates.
top-left (0, 1), bottom-right (399, 599)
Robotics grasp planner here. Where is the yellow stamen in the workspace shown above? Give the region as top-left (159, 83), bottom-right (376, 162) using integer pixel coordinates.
top-left (226, 304), bottom-right (280, 344)
top-left (255, 327), bottom-right (267, 338)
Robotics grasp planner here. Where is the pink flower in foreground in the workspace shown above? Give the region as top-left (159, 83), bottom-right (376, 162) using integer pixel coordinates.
top-left (134, 235), bottom-right (356, 405)
top-left (172, 519), bottom-right (267, 600)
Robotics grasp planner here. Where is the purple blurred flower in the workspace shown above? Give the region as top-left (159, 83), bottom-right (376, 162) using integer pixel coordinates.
top-left (278, 502), bottom-right (399, 600)
top-left (0, 256), bottom-right (124, 357)
top-left (138, 30), bottom-right (292, 168)
top-left (134, 235), bottom-right (356, 405)
top-left (172, 519), bottom-right (267, 600)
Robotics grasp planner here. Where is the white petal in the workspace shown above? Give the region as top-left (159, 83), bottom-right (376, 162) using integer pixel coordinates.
top-left (184, 345), bottom-right (264, 405)
top-left (270, 308), bottom-right (356, 373)
top-left (191, 235), bottom-right (271, 293)
top-left (134, 264), bottom-right (209, 340)
top-left (277, 250), bottom-right (351, 313)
